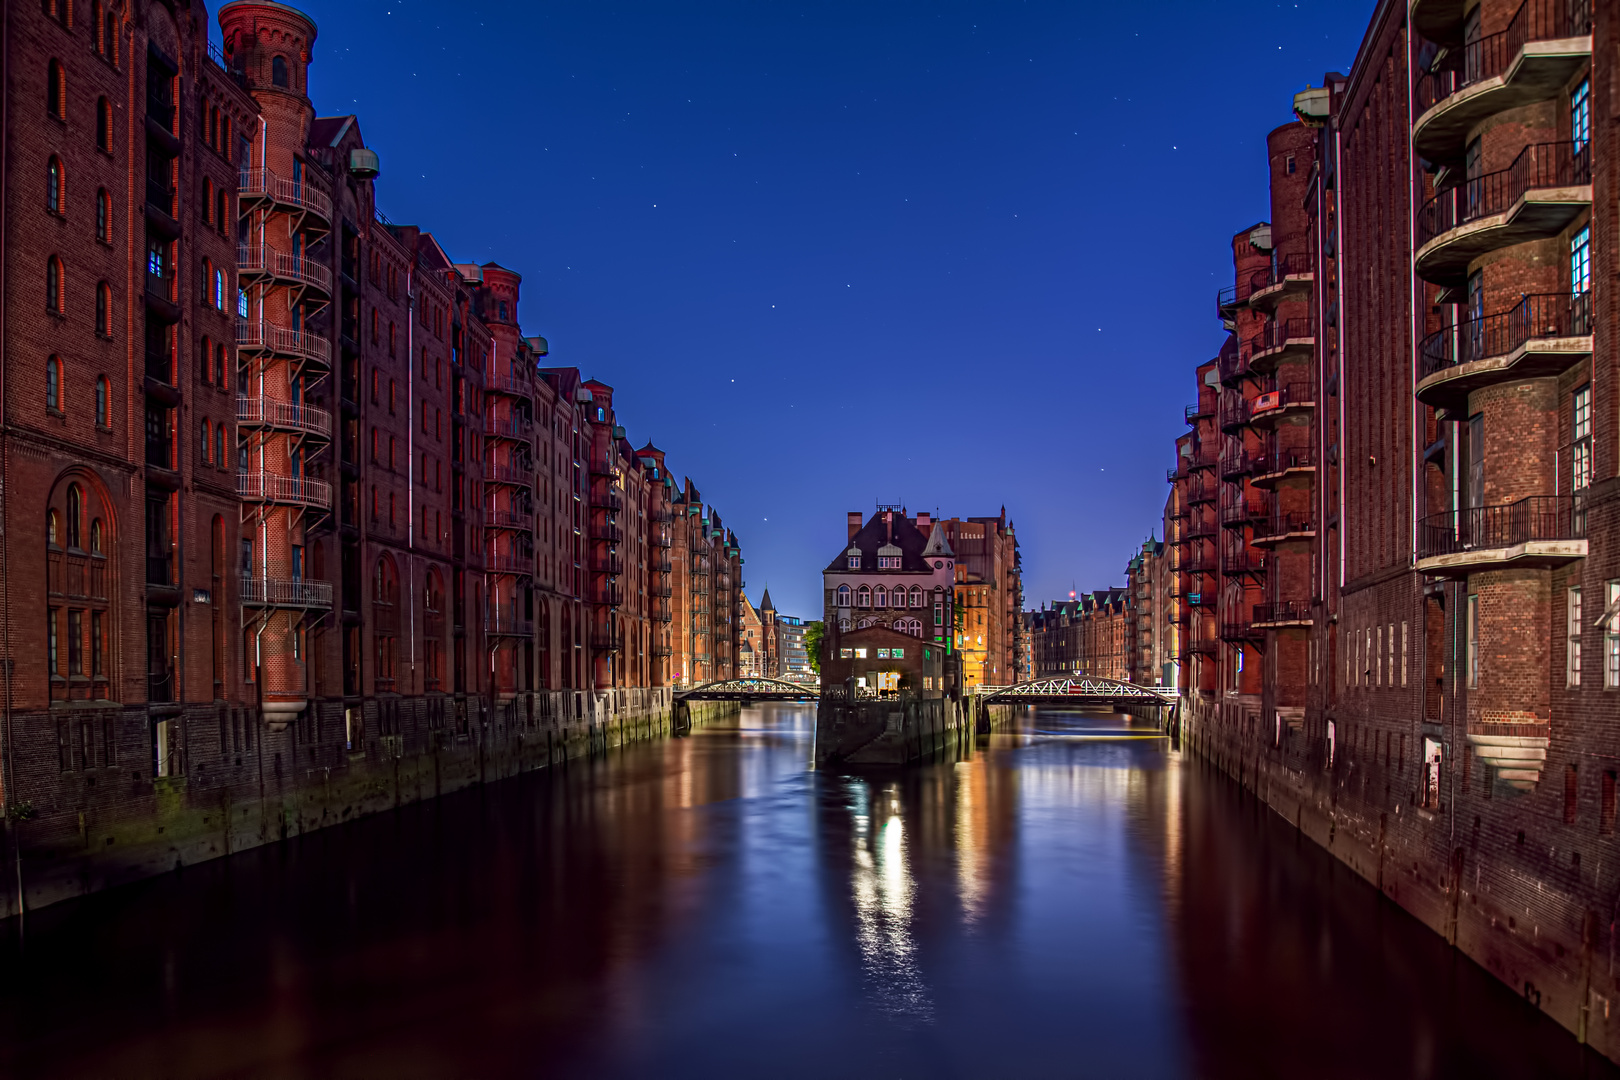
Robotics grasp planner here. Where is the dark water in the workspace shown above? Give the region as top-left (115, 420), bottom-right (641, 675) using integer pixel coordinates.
top-left (1, 705), bottom-right (1615, 1079)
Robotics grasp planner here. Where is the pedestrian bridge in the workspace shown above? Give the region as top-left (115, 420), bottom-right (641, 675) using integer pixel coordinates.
top-left (673, 677), bottom-right (820, 703)
top-left (974, 676), bottom-right (1178, 707)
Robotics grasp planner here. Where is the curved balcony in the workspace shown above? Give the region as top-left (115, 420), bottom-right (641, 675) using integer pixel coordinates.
top-left (237, 396), bottom-right (333, 441)
top-left (1217, 346), bottom-right (1251, 387)
top-left (483, 462), bottom-right (531, 487)
top-left (241, 575), bottom-right (334, 609)
top-left (1245, 317), bottom-right (1314, 374)
top-left (1218, 395), bottom-right (1248, 433)
top-left (485, 508), bottom-right (533, 531)
top-left (237, 167), bottom-right (333, 236)
top-left (1252, 600), bottom-right (1312, 629)
top-left (486, 611), bottom-right (535, 638)
top-left (1186, 516), bottom-right (1217, 540)
top-left (1187, 473), bottom-right (1218, 505)
top-left (1247, 251), bottom-right (1314, 314)
top-left (236, 245), bottom-right (332, 307)
top-left (485, 551), bottom-right (533, 576)
top-left (1184, 399), bottom-right (1214, 425)
top-left (1412, 0), bottom-right (1593, 163)
top-left (1416, 292), bottom-right (1593, 409)
top-left (238, 471), bottom-right (332, 510)
top-left (486, 372), bottom-right (531, 397)
top-left (1415, 495), bottom-right (1585, 575)
top-left (1248, 382), bottom-right (1315, 429)
top-left (1216, 283), bottom-right (1244, 321)
top-left (1220, 499), bottom-right (1268, 528)
top-left (1251, 447), bottom-right (1315, 489)
top-left (1415, 142), bottom-right (1590, 286)
top-left (486, 415), bottom-right (533, 442)
top-left (236, 320), bottom-right (332, 374)
top-left (1219, 449), bottom-right (1251, 481)
top-left (1252, 512), bottom-right (1315, 547)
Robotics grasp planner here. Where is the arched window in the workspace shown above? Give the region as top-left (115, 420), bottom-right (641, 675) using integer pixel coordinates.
top-left (96, 96), bottom-right (111, 151)
top-left (201, 258), bottom-right (213, 304)
top-left (46, 355), bottom-right (61, 411)
top-left (47, 156), bottom-right (63, 214)
top-left (214, 268), bottom-right (225, 310)
top-left (65, 484), bottom-right (82, 548)
top-left (202, 178), bottom-right (213, 224)
top-left (856, 585), bottom-right (871, 609)
top-left (96, 188), bottom-right (110, 242)
top-left (201, 420), bottom-right (212, 464)
top-left (909, 585), bottom-right (924, 608)
top-left (895, 618), bottom-right (922, 637)
top-left (836, 584), bottom-right (851, 607)
top-left (95, 282), bottom-right (111, 336)
top-left (90, 518), bottom-right (103, 554)
top-left (47, 509), bottom-right (60, 547)
top-left (92, 1), bottom-right (104, 52)
top-left (47, 59), bottom-right (65, 119)
top-left (873, 586), bottom-right (887, 608)
top-left (94, 376), bottom-right (108, 427)
top-left (103, 9), bottom-right (118, 64)
top-left (214, 423), bottom-right (225, 467)
top-left (46, 256), bottom-right (64, 314)
top-left (271, 55), bottom-right (289, 88)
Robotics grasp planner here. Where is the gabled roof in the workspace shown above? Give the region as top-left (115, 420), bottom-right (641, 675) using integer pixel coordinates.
top-left (825, 511), bottom-right (935, 573)
top-left (310, 115), bottom-right (356, 148)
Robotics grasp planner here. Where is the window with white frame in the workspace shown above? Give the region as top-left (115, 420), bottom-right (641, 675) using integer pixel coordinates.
top-left (836, 585), bottom-right (850, 607)
top-left (1568, 586), bottom-right (1583, 687)
top-left (1607, 581), bottom-right (1620, 689)
top-left (873, 586), bottom-right (887, 609)
top-left (856, 586), bottom-right (871, 608)
top-left (1573, 385), bottom-right (1592, 491)
top-left (878, 555), bottom-right (902, 569)
top-left (1572, 226), bottom-right (1592, 295)
top-left (1467, 594), bottom-right (1480, 688)
top-left (847, 553), bottom-right (860, 569)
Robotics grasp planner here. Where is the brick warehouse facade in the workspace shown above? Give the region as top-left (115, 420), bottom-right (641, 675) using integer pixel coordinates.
top-left (1144, 0), bottom-right (1620, 1061)
top-left (0, 0), bottom-right (743, 918)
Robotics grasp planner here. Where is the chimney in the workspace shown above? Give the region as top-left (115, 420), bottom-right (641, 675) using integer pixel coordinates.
top-left (916, 512), bottom-right (931, 530)
top-left (847, 512), bottom-right (862, 540)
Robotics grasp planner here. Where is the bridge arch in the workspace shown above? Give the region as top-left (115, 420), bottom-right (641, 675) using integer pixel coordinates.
top-left (979, 675), bottom-right (1177, 706)
top-left (674, 676), bottom-right (820, 703)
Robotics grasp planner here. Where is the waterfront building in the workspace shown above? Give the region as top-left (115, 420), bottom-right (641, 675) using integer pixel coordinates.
top-left (821, 508), bottom-right (958, 694)
top-left (1026, 590), bottom-right (1132, 682)
top-left (937, 513), bottom-right (1023, 687)
top-left (1149, 0), bottom-right (1620, 1060)
top-left (0, 0), bottom-right (742, 917)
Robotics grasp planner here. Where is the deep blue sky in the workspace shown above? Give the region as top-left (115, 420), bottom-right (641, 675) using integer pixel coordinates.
top-left (256, 1), bottom-right (1370, 620)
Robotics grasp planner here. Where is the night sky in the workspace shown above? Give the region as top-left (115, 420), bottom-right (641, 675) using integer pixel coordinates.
top-left (259, 1), bottom-right (1370, 620)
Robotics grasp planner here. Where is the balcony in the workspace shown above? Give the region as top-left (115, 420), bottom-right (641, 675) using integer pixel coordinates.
top-left (1245, 317), bottom-right (1315, 374)
top-left (1184, 400), bottom-right (1214, 425)
top-left (594, 586), bottom-right (623, 607)
top-left (1220, 616), bottom-right (1262, 642)
top-left (1416, 292), bottom-right (1593, 408)
top-left (237, 471), bottom-right (332, 510)
top-left (1187, 472), bottom-right (1218, 504)
top-left (1250, 447), bottom-right (1316, 489)
top-left (486, 372), bottom-right (531, 397)
top-left (1185, 590), bottom-right (1214, 609)
top-left (486, 416), bottom-right (533, 441)
top-left (590, 630), bottom-right (621, 652)
top-left (1412, 0), bottom-right (1593, 163)
top-left (1184, 547), bottom-right (1218, 574)
top-left (1414, 494), bottom-right (1585, 575)
top-left (591, 554), bottom-right (623, 575)
top-left (241, 576), bottom-right (334, 609)
top-left (1247, 382), bottom-right (1315, 429)
top-left (1219, 449), bottom-right (1251, 481)
top-left (485, 552), bottom-right (533, 576)
top-left (594, 523), bottom-right (624, 544)
top-left (486, 611), bottom-right (534, 638)
top-left (1222, 549), bottom-right (1267, 577)
top-left (1416, 142), bottom-right (1590, 286)
top-left (236, 320), bottom-right (332, 373)
top-left (1186, 516), bottom-right (1217, 540)
top-left (1218, 395), bottom-right (1249, 433)
top-left (1252, 512), bottom-right (1316, 547)
top-left (1216, 283), bottom-right (1244, 321)
top-left (1252, 600), bottom-right (1312, 628)
top-left (590, 487), bottom-right (623, 511)
top-left (1468, 720), bottom-right (1552, 791)
top-left (237, 168), bottom-right (333, 236)
top-left (1220, 498), bottom-right (1267, 528)
top-left (1218, 346), bottom-right (1252, 387)
top-left (1247, 251), bottom-right (1314, 315)
top-left (236, 245), bottom-right (332, 305)
top-left (484, 462), bottom-right (530, 487)
top-left (237, 396), bottom-right (333, 440)
top-left (485, 508), bottom-right (532, 530)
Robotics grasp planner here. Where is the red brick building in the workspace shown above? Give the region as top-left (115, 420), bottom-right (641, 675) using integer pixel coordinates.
top-left (1156, 0), bottom-right (1620, 1060)
top-left (1026, 590), bottom-right (1132, 683)
top-left (0, 0), bottom-right (742, 917)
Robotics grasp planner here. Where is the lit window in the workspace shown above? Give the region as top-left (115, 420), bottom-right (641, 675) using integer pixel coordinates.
top-left (877, 648), bottom-right (890, 659)
top-left (1572, 226), bottom-right (1592, 295)
top-left (1573, 385), bottom-right (1592, 491)
top-left (1572, 79), bottom-right (1591, 153)
top-left (47, 156), bottom-right (63, 214)
top-left (839, 648), bottom-right (851, 659)
top-left (892, 647), bottom-right (904, 659)
top-left (1568, 587), bottom-right (1583, 688)
top-left (1607, 581), bottom-right (1620, 690)
top-left (854, 648), bottom-right (867, 659)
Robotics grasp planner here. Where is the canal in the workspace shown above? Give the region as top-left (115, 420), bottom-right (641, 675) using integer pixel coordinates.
top-left (1, 705), bottom-right (1615, 1078)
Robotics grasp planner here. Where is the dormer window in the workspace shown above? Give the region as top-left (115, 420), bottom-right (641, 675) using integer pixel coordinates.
top-left (847, 552), bottom-right (860, 569)
top-left (878, 555), bottom-right (902, 568)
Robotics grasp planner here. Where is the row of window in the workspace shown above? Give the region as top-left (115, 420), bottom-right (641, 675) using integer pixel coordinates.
top-left (46, 357), bottom-right (112, 426)
top-left (41, 1), bottom-right (120, 64)
top-left (1562, 584), bottom-right (1620, 689)
top-left (839, 647), bottom-right (906, 660)
top-left (835, 584), bottom-right (935, 608)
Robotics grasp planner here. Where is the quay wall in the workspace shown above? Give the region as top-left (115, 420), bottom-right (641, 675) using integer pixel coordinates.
top-left (1, 690), bottom-right (737, 920)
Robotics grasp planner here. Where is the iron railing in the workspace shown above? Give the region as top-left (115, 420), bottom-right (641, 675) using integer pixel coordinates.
top-left (1416, 495), bottom-right (1582, 560)
top-left (236, 245), bottom-right (332, 293)
top-left (1419, 291), bottom-right (1593, 378)
top-left (1254, 511), bottom-right (1315, 540)
top-left (237, 471), bottom-right (332, 509)
top-left (1252, 446), bottom-right (1316, 477)
top-left (241, 576), bottom-right (333, 607)
top-left (236, 320), bottom-right (332, 367)
top-left (238, 167), bottom-right (333, 222)
top-left (1253, 599), bottom-right (1311, 625)
top-left (1246, 317), bottom-right (1315, 360)
top-left (236, 396), bottom-right (332, 438)
top-left (1417, 141), bottom-right (1591, 249)
top-left (1249, 250), bottom-right (1314, 297)
top-left (1414, 0), bottom-right (1593, 115)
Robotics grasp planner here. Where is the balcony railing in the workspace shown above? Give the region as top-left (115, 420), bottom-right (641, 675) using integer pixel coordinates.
top-left (1220, 499), bottom-right (1268, 526)
top-left (595, 523), bottom-right (624, 544)
top-left (1414, 0), bottom-right (1593, 116)
top-left (590, 488), bottom-right (624, 511)
top-left (1252, 599), bottom-right (1312, 626)
top-left (236, 245), bottom-right (332, 295)
top-left (236, 320), bottom-right (332, 369)
top-left (1417, 141), bottom-right (1590, 251)
top-left (1251, 446), bottom-right (1316, 480)
top-left (1253, 512), bottom-right (1315, 543)
top-left (485, 552), bottom-right (533, 575)
top-left (1248, 250), bottom-right (1313, 300)
top-left (1184, 400), bottom-right (1214, 424)
top-left (147, 554), bottom-right (172, 587)
top-left (591, 554), bottom-right (623, 575)
top-left (241, 576), bottom-right (334, 608)
top-left (485, 508), bottom-right (532, 530)
top-left (486, 372), bottom-right (531, 396)
top-left (237, 471), bottom-right (333, 510)
top-left (237, 396), bottom-right (333, 439)
top-left (484, 462), bottom-right (530, 485)
top-left (1186, 516), bottom-right (1217, 539)
top-left (1222, 549), bottom-right (1267, 576)
top-left (486, 611), bottom-right (534, 637)
top-left (1218, 396), bottom-right (1248, 432)
top-left (1419, 291), bottom-right (1593, 380)
top-left (1245, 317), bottom-right (1315, 366)
top-left (1216, 283), bottom-right (1242, 319)
top-left (238, 167), bottom-right (333, 224)
top-left (1416, 495), bottom-right (1583, 562)
top-left (486, 416), bottom-right (533, 441)
top-left (590, 630), bottom-right (621, 652)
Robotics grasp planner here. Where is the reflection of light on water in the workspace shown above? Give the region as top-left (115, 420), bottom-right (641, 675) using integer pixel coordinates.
top-left (848, 779), bottom-right (932, 1024)
top-left (955, 761), bottom-right (987, 926)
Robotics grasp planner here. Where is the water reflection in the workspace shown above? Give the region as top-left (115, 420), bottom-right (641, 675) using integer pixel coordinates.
top-left (0, 704), bottom-right (1612, 1078)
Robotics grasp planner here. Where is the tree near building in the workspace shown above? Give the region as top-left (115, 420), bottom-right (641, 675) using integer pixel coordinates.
top-left (803, 621), bottom-right (824, 675)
